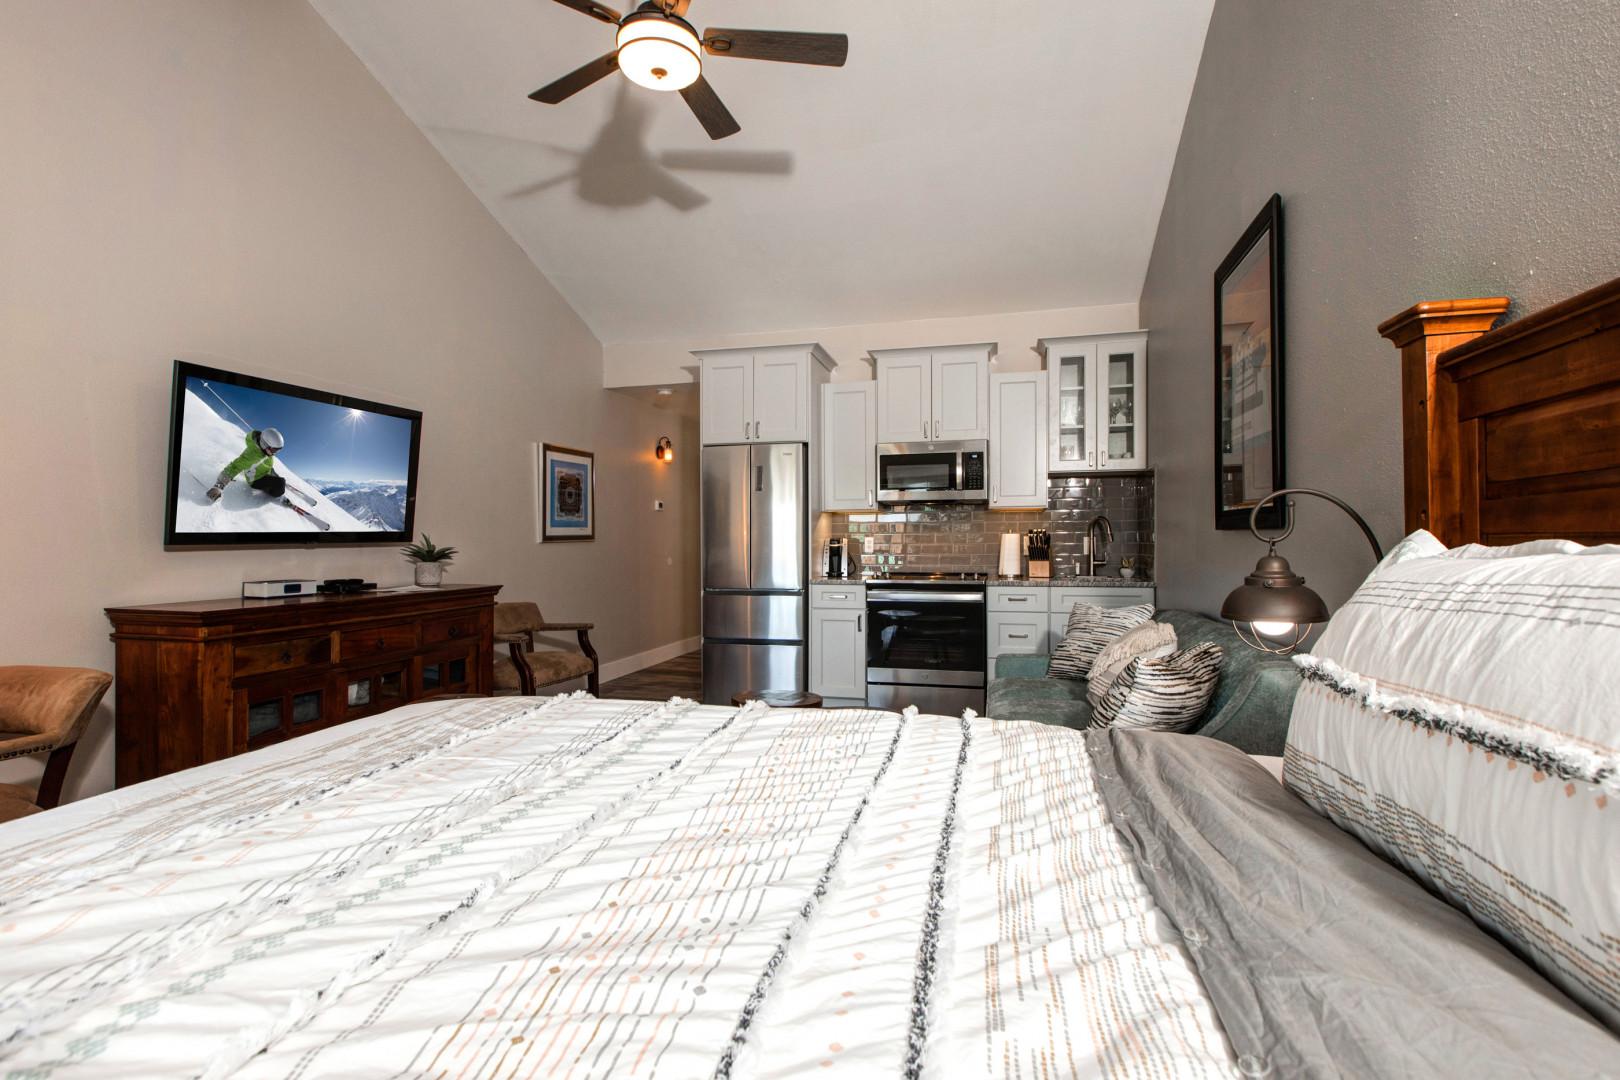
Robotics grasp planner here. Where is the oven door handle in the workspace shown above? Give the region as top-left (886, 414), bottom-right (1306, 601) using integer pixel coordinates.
top-left (867, 590), bottom-right (986, 603)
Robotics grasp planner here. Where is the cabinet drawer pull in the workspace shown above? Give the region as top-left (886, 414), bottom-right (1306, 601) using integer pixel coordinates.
top-left (1008, 633), bottom-right (1030, 639)
top-left (375, 638), bottom-right (386, 650)
top-left (754, 420), bottom-right (760, 439)
top-left (447, 626), bottom-right (462, 638)
top-left (279, 651), bottom-right (293, 664)
top-left (857, 614), bottom-right (863, 632)
top-left (1006, 596), bottom-right (1029, 603)
top-left (744, 420), bottom-right (750, 439)
top-left (826, 593), bottom-right (849, 600)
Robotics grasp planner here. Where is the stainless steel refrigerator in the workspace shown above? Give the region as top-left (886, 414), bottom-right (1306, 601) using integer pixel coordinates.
top-left (701, 442), bottom-right (807, 705)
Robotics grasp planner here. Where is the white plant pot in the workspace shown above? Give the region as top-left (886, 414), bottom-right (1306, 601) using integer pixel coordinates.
top-left (1119, 568), bottom-right (1135, 580)
top-left (414, 562), bottom-right (445, 587)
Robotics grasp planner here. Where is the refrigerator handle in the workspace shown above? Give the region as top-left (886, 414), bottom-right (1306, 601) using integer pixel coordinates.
top-left (754, 465), bottom-right (764, 492)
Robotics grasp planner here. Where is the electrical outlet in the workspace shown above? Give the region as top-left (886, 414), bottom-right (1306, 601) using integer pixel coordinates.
top-left (653, 499), bottom-right (665, 511)
top-left (863, 536), bottom-right (874, 554)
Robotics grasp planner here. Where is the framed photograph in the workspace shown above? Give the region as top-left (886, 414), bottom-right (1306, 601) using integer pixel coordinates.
top-left (537, 443), bottom-right (594, 542)
top-left (1214, 193), bottom-right (1286, 530)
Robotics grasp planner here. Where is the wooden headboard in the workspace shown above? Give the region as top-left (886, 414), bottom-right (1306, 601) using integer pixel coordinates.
top-left (1379, 275), bottom-right (1620, 547)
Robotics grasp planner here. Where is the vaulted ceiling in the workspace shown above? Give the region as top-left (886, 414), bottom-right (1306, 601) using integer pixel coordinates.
top-left (312, 0), bottom-right (1214, 345)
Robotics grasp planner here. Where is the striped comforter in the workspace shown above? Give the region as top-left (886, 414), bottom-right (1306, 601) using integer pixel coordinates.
top-left (0, 695), bottom-right (1231, 1078)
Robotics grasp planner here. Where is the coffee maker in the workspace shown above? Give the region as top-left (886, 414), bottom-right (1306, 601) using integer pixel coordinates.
top-left (822, 537), bottom-right (859, 578)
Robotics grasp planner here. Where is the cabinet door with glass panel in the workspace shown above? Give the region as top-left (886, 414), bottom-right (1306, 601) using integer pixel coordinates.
top-left (1041, 333), bottom-right (1148, 473)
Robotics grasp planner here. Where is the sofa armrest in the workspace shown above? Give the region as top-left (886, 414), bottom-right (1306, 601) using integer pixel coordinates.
top-left (992, 654), bottom-right (1051, 680)
top-left (1191, 664), bottom-right (1300, 756)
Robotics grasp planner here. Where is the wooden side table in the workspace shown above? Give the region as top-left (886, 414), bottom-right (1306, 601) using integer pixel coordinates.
top-left (730, 690), bottom-right (824, 709)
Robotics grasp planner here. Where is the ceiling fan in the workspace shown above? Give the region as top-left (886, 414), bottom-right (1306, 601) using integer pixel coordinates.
top-left (529, 0), bottom-right (849, 140)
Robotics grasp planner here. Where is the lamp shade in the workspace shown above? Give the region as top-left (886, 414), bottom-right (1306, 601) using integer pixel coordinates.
top-left (616, 14), bottom-right (702, 92)
top-left (1221, 552), bottom-right (1329, 653)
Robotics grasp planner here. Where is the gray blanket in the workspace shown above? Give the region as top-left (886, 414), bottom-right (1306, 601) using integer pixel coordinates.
top-left (1086, 729), bottom-right (1619, 1078)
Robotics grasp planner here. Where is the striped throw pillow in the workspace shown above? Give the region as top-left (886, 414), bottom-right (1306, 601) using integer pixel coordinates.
top-left (1093, 642), bottom-right (1223, 732)
top-left (1046, 602), bottom-right (1154, 681)
top-left (1086, 621), bottom-right (1178, 709)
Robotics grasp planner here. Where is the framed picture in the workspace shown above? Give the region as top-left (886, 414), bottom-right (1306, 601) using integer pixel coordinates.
top-left (1214, 193), bottom-right (1286, 530)
top-left (537, 443), bottom-right (594, 542)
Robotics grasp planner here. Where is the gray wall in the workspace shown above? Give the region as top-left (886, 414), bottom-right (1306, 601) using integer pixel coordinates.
top-left (1141, 0), bottom-right (1620, 617)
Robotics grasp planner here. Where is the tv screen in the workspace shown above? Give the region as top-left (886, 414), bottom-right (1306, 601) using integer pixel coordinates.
top-left (164, 361), bottom-right (422, 546)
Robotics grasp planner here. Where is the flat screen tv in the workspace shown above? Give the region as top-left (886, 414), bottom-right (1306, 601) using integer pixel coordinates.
top-left (164, 361), bottom-right (422, 546)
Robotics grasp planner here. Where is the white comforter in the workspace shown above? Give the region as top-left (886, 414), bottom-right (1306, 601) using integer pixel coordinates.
top-left (0, 696), bottom-right (1231, 1078)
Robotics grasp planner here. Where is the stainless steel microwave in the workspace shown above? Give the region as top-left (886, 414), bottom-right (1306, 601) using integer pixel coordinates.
top-left (876, 440), bottom-right (989, 503)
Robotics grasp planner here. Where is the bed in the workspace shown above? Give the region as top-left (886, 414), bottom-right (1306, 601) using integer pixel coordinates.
top-left (4, 278), bottom-right (1619, 1078)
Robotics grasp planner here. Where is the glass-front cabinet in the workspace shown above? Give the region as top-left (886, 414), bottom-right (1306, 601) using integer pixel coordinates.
top-left (1040, 333), bottom-right (1148, 473)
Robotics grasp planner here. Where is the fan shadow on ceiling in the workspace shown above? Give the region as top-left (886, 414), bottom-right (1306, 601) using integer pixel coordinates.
top-left (496, 83), bottom-right (794, 212)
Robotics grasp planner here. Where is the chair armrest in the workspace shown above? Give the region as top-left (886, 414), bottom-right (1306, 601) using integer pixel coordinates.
top-left (536, 622), bottom-right (594, 631)
top-left (494, 632), bottom-right (530, 644)
top-left (991, 654), bottom-right (1052, 680)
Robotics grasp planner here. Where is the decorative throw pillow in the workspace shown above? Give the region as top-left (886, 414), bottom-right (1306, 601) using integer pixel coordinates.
top-left (1285, 539), bottom-right (1620, 1032)
top-left (1086, 621), bottom-right (1178, 709)
top-left (1046, 602), bottom-right (1154, 681)
top-left (1093, 642), bottom-right (1223, 732)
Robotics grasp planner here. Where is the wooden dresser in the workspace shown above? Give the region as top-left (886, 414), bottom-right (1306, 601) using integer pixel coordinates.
top-left (105, 584), bottom-right (500, 787)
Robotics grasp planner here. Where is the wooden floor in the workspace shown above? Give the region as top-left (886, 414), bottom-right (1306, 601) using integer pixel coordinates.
top-left (600, 650), bottom-right (702, 701)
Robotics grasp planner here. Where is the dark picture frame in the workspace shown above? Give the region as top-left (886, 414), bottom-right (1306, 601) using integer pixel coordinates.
top-left (539, 443), bottom-right (595, 542)
top-left (1214, 193), bottom-right (1286, 530)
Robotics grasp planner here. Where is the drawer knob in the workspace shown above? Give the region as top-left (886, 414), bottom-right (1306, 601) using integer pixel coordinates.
top-left (374, 638), bottom-right (386, 650)
top-left (448, 626), bottom-right (462, 638)
top-left (279, 651), bottom-right (293, 664)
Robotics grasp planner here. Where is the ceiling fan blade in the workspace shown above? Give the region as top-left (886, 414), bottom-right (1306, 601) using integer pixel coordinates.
top-left (702, 28), bottom-right (848, 67)
top-left (547, 0), bottom-right (622, 26)
top-left (529, 52), bottom-right (620, 104)
top-left (679, 75), bottom-right (741, 140)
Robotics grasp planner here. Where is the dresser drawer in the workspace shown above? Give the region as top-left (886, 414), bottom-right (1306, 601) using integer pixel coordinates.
top-left (988, 586), bottom-right (1046, 612)
top-left (988, 612), bottom-right (1047, 656)
top-left (339, 621), bottom-right (419, 660)
top-left (234, 635), bottom-right (331, 678)
top-left (422, 614), bottom-right (480, 647)
top-left (811, 584), bottom-right (865, 610)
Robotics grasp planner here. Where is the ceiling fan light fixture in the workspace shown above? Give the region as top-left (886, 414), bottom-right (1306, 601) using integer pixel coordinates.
top-left (616, 14), bottom-right (702, 92)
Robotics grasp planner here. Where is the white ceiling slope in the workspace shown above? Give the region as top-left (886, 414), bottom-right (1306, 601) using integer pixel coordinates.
top-left (312, 0), bottom-right (1214, 346)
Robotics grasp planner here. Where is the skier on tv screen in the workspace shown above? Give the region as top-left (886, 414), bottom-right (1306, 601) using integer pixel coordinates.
top-left (206, 428), bottom-right (287, 502)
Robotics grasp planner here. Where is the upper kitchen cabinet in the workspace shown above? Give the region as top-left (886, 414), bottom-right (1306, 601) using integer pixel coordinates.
top-left (696, 344), bottom-right (833, 445)
top-left (871, 343), bottom-right (992, 443)
top-left (1039, 333), bottom-right (1148, 472)
top-left (988, 372), bottom-right (1047, 508)
top-left (821, 381), bottom-right (877, 511)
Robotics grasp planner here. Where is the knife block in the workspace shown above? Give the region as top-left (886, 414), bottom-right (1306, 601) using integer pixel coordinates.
top-left (1027, 559), bottom-right (1051, 579)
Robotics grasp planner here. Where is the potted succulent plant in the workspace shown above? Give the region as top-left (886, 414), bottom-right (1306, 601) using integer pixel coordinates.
top-left (400, 534), bottom-right (457, 587)
top-left (1119, 556), bottom-right (1137, 580)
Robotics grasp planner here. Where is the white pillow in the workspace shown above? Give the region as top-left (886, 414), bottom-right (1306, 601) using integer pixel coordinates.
top-left (1086, 621), bottom-right (1177, 709)
top-left (1285, 539), bottom-right (1620, 1032)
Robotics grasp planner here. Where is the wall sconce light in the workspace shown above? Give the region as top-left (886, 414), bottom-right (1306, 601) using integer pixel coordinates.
top-left (1220, 488), bottom-right (1383, 655)
top-left (654, 436), bottom-right (675, 463)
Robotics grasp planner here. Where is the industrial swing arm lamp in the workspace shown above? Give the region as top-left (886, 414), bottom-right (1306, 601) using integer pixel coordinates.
top-left (1220, 487), bottom-right (1384, 655)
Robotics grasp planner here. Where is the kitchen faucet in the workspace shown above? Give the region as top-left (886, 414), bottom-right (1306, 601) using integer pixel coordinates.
top-left (1085, 515), bottom-right (1114, 577)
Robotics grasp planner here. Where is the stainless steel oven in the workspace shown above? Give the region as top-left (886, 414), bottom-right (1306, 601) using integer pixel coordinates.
top-left (876, 440), bottom-right (988, 504)
top-left (865, 576), bottom-right (986, 715)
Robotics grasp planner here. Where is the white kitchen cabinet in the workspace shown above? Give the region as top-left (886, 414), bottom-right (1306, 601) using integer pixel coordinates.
top-left (820, 382), bottom-right (877, 511)
top-left (696, 344), bottom-right (833, 445)
top-left (988, 372), bottom-right (1047, 508)
top-left (872, 344), bottom-right (991, 443)
top-left (809, 600), bottom-right (866, 702)
top-left (1039, 333), bottom-right (1148, 473)
top-left (987, 585), bottom-right (1156, 662)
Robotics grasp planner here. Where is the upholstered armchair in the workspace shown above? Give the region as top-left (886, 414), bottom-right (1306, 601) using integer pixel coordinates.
top-left (492, 602), bottom-right (599, 697)
top-left (0, 666), bottom-right (113, 823)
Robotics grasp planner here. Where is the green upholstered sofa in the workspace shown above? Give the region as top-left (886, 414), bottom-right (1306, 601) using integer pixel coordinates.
top-left (985, 609), bottom-right (1299, 756)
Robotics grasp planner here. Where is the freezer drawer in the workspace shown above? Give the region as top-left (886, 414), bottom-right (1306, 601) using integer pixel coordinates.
top-left (703, 593), bottom-right (805, 641)
top-left (702, 642), bottom-right (805, 705)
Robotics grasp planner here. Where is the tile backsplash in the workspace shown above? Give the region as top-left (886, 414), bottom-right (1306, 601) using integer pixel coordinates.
top-left (817, 474), bottom-right (1154, 579)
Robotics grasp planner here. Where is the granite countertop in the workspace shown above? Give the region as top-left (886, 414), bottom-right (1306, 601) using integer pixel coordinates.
top-left (811, 576), bottom-right (1153, 588)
